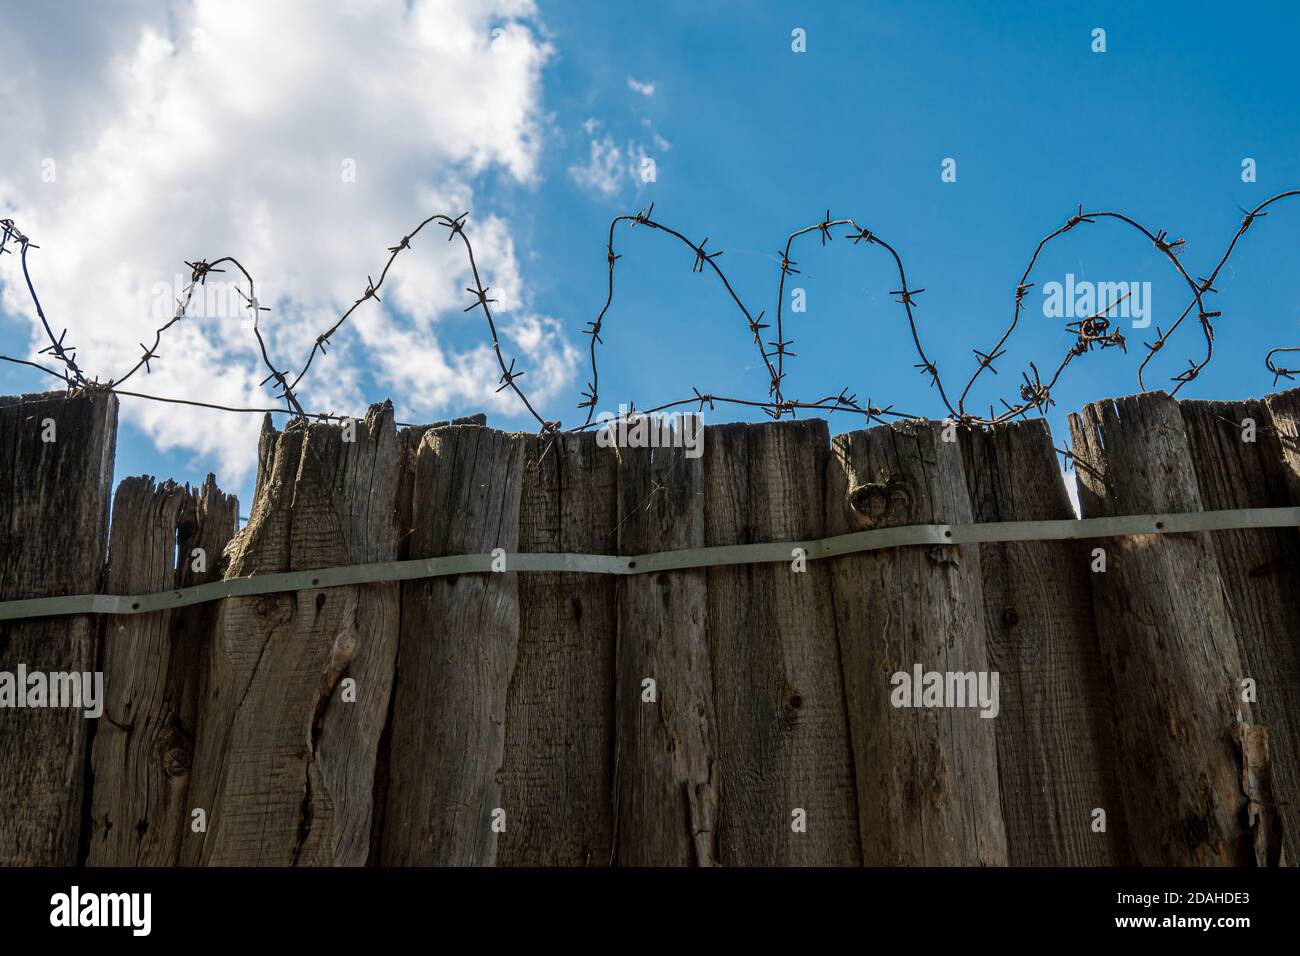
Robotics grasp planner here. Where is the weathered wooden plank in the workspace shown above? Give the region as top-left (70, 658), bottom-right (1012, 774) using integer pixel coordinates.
top-left (391, 415), bottom-right (487, 561)
top-left (167, 473), bottom-right (245, 732)
top-left (1181, 398), bottom-right (1299, 865)
top-left (1068, 392), bottom-right (1253, 865)
top-left (826, 419), bottom-right (1006, 865)
top-left (381, 423), bottom-right (527, 865)
top-left (181, 405), bottom-right (399, 865)
top-left (613, 432), bottom-right (717, 866)
top-left (365, 423), bottom-right (432, 862)
top-left (1263, 386), bottom-right (1300, 504)
top-left (366, 416), bottom-right (486, 862)
top-left (960, 419), bottom-right (1128, 865)
top-left (496, 432), bottom-right (618, 866)
top-left (90, 478), bottom-right (188, 865)
top-left (704, 419), bottom-right (859, 866)
top-left (0, 390), bottom-right (117, 865)
top-left (178, 415), bottom-right (285, 869)
top-left (87, 475), bottom-right (237, 866)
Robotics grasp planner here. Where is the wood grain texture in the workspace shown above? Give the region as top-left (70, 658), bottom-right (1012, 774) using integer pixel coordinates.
top-left (960, 420), bottom-right (1128, 865)
top-left (1222, 390), bottom-right (1300, 868)
top-left (8, 389), bottom-right (1300, 868)
top-left (1263, 387), bottom-right (1300, 505)
top-left (1068, 392), bottom-right (1253, 865)
top-left (181, 405), bottom-right (399, 866)
top-left (381, 423), bottom-right (527, 865)
top-left (704, 419), bottom-right (860, 866)
top-left (826, 420), bottom-right (1007, 865)
top-left (391, 415), bottom-right (487, 561)
top-left (496, 433), bottom-right (618, 866)
top-left (0, 390), bottom-right (117, 865)
top-left (365, 422), bottom-right (433, 862)
top-left (87, 475), bottom-right (238, 865)
top-left (613, 436), bottom-right (718, 866)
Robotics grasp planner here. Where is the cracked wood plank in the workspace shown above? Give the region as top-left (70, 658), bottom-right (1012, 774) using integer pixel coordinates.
top-left (87, 475), bottom-right (238, 866)
top-left (381, 423), bottom-right (526, 865)
top-left (497, 433), bottom-right (618, 866)
top-left (704, 419), bottom-right (860, 865)
top-left (1183, 399), bottom-right (1299, 865)
top-left (0, 390), bottom-right (117, 865)
top-left (613, 435), bottom-right (718, 866)
top-left (180, 405), bottom-right (399, 865)
top-left (826, 419), bottom-right (1007, 865)
top-left (1069, 392), bottom-right (1254, 865)
top-left (960, 420), bottom-right (1128, 865)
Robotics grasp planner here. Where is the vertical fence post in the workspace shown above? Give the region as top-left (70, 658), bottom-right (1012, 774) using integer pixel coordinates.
top-left (1264, 387), bottom-right (1300, 503)
top-left (1069, 392), bottom-right (1255, 865)
top-left (613, 434), bottom-right (718, 865)
top-left (960, 420), bottom-right (1128, 864)
top-left (87, 476), bottom-right (238, 865)
top-left (181, 405), bottom-right (399, 866)
top-left (704, 419), bottom-right (860, 865)
top-left (1180, 397), bottom-right (1300, 864)
top-left (381, 423), bottom-right (527, 865)
top-left (497, 432), bottom-right (619, 866)
top-left (0, 390), bottom-right (117, 865)
top-left (826, 420), bottom-right (1007, 865)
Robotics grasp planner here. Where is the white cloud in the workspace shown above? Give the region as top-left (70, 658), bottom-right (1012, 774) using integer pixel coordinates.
top-left (627, 77), bottom-right (656, 97)
top-left (568, 127), bottom-right (670, 198)
top-left (0, 0), bottom-right (576, 481)
top-left (568, 135), bottom-right (629, 197)
top-left (641, 118), bottom-right (673, 153)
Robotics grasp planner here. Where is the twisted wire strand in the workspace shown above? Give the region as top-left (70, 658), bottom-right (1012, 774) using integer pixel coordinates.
top-left (2, 192), bottom-right (1298, 448)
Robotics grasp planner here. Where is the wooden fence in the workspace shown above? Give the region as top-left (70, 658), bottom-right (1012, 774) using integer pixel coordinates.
top-left (1, 386), bottom-right (1298, 866)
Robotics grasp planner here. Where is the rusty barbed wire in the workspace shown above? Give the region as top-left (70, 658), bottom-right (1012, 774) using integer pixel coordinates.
top-left (0, 212), bottom-right (548, 433)
top-left (3, 191), bottom-right (1300, 449)
top-left (571, 191), bottom-right (1300, 436)
top-left (1267, 347), bottom-right (1300, 385)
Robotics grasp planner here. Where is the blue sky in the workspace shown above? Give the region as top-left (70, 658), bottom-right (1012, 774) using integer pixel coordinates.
top-left (3, 0), bottom-right (1299, 515)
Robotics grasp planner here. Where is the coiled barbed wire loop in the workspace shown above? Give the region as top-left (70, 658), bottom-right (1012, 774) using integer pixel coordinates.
top-left (2, 190), bottom-right (1298, 470)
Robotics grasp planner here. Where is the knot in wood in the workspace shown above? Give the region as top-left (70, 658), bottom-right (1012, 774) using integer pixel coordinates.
top-left (847, 480), bottom-right (911, 529)
top-left (157, 723), bottom-right (194, 778)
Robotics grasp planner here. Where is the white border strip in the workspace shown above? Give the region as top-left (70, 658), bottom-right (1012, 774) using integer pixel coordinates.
top-left (1, 506), bottom-right (1296, 622)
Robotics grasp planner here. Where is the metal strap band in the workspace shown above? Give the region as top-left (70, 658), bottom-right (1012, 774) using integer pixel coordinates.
top-left (1, 506), bottom-right (1296, 622)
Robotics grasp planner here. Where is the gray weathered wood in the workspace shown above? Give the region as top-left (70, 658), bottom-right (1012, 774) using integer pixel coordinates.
top-left (704, 419), bottom-right (860, 865)
top-left (613, 435), bottom-right (718, 866)
top-left (181, 405), bottom-right (399, 865)
top-left (365, 422), bottom-right (433, 860)
top-left (0, 390), bottom-right (117, 865)
top-left (826, 419), bottom-right (1007, 865)
top-left (1181, 398), bottom-right (1299, 865)
top-left (381, 423), bottom-right (527, 865)
top-left (497, 433), bottom-right (618, 866)
top-left (960, 420), bottom-right (1128, 865)
top-left (1068, 392), bottom-right (1253, 865)
top-left (165, 475), bottom-right (243, 849)
top-left (9, 387), bottom-right (1300, 868)
top-left (1263, 386), bottom-right (1300, 505)
top-left (87, 475), bottom-right (238, 865)
top-left (389, 415), bottom-right (487, 561)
